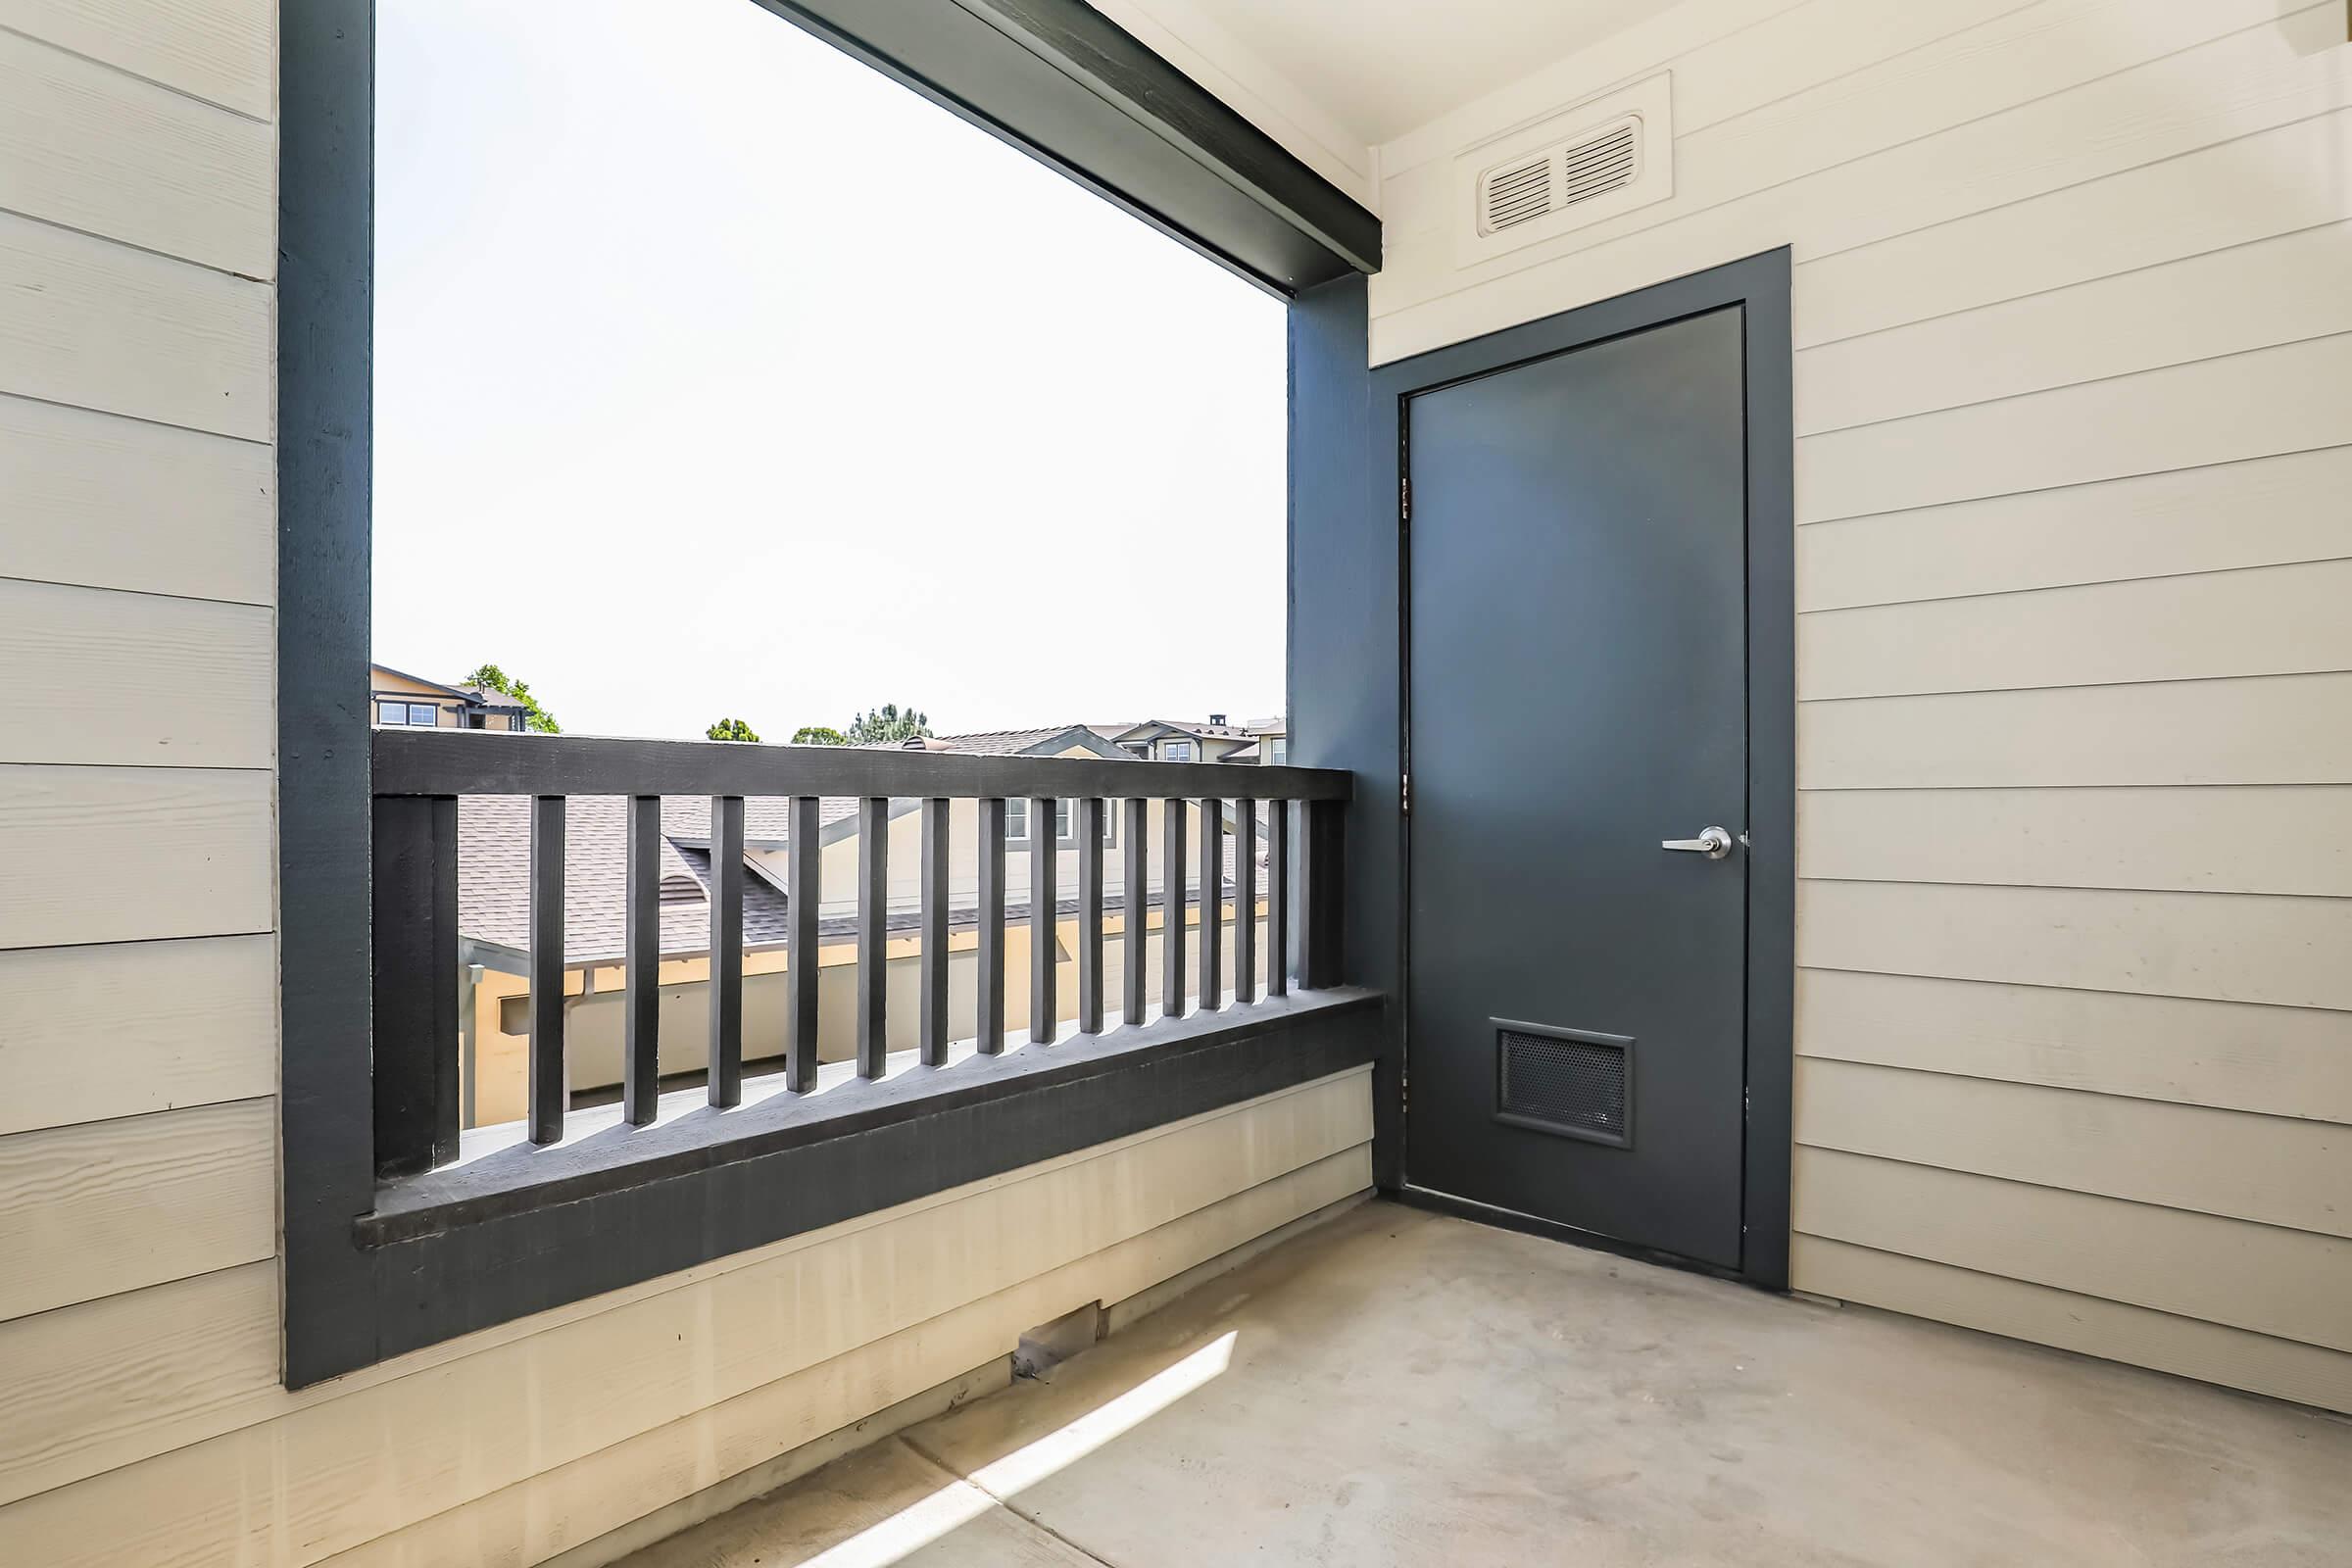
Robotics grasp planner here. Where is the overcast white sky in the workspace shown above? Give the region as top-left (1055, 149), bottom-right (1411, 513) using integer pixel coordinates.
top-left (373, 0), bottom-right (1287, 740)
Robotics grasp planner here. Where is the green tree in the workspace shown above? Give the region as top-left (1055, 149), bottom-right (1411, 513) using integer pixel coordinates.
top-left (706, 717), bottom-right (760, 743)
top-left (845, 704), bottom-right (932, 745)
top-left (464, 662), bottom-right (561, 734)
top-left (791, 725), bottom-right (847, 746)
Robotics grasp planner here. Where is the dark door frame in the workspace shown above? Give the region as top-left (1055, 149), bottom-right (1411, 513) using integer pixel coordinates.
top-left (1374, 249), bottom-right (1795, 1290)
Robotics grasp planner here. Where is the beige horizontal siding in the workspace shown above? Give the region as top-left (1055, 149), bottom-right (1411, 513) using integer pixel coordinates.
top-left (1795, 220), bottom-right (2352, 436)
top-left (1799, 786), bottom-right (2352, 897)
top-left (0, 0), bottom-right (274, 118)
top-left (1792, 1235), bottom-right (2352, 1413)
top-left (1800, 558), bottom-right (2352, 700)
top-left (0, 1072), bottom-right (1372, 1564)
top-left (1793, 105), bottom-right (2352, 348)
top-left (0, 208), bottom-right (270, 440)
top-left (0, 393), bottom-right (273, 604)
top-left (0, 936), bottom-right (276, 1137)
top-left (0, 1098), bottom-right (274, 1324)
top-left (0, 577), bottom-right (273, 767)
top-left (1796, 1149), bottom-right (2352, 1353)
top-left (1799, 673), bottom-right (2352, 789)
top-left (1796, 969), bottom-right (2352, 1124)
top-left (1372, 1), bottom-right (2352, 362)
top-left (0, 763), bottom-right (272, 949)
top-left (1796, 1057), bottom-right (2352, 1238)
top-left (0, 25), bottom-right (272, 275)
top-left (1798, 879), bottom-right (2352, 1010)
top-left (1796, 444), bottom-right (2352, 612)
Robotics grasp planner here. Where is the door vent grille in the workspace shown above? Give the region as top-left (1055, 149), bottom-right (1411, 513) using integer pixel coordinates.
top-left (1477, 121), bottom-right (1638, 235)
top-left (1494, 1022), bottom-right (1634, 1148)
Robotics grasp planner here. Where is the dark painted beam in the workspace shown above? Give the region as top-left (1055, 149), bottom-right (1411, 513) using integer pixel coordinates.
top-left (750, 0), bottom-right (1378, 294)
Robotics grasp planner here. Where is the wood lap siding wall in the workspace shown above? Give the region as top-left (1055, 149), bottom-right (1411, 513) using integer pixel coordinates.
top-left (1372, 0), bottom-right (2352, 1410)
top-left (0, 5), bottom-right (1380, 1563)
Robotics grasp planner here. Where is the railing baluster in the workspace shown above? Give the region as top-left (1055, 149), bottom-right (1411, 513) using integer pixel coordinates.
top-left (1302, 797), bottom-right (1346, 990)
top-left (920, 797), bottom-right (949, 1065)
top-left (1235, 799), bottom-right (1256, 1005)
top-left (1266, 798), bottom-right (1291, 998)
top-left (1030, 795), bottom-right (1056, 1044)
top-left (786, 794), bottom-right (820, 1091)
top-left (1160, 795), bottom-right (1186, 1019)
top-left (623, 794), bottom-right (662, 1126)
top-left (1199, 797), bottom-right (1223, 1012)
top-left (528, 794), bottom-right (566, 1145)
top-left (1077, 798), bottom-right (1103, 1034)
top-left (370, 793), bottom-right (459, 1177)
top-left (857, 796), bottom-right (889, 1078)
top-left (978, 798), bottom-right (1007, 1053)
top-left (709, 794), bottom-right (744, 1107)
top-left (1122, 798), bottom-right (1147, 1026)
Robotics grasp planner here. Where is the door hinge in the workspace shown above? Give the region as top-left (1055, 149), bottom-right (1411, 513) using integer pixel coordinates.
top-left (1399, 772), bottom-right (1411, 814)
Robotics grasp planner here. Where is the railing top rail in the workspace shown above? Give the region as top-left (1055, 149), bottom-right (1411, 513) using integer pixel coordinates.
top-left (371, 728), bottom-right (1353, 802)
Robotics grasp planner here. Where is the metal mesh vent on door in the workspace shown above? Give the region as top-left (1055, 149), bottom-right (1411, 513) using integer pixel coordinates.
top-left (1494, 1022), bottom-right (1634, 1148)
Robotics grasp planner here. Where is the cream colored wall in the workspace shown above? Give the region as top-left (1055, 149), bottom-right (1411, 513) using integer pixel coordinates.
top-left (1370, 0), bottom-right (2352, 1411)
top-left (0, 8), bottom-right (1371, 1564)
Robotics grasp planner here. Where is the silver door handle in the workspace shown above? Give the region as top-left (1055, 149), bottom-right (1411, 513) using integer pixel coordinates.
top-left (1661, 826), bottom-right (1734, 859)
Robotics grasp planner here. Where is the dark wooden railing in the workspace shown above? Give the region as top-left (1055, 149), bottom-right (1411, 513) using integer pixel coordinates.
top-left (369, 729), bottom-right (1351, 1178)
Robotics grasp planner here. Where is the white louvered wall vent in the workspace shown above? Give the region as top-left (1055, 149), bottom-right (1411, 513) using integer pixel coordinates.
top-left (1455, 73), bottom-right (1673, 265)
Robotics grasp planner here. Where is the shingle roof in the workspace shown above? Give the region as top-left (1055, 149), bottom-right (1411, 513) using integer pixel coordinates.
top-left (459, 796), bottom-right (795, 964)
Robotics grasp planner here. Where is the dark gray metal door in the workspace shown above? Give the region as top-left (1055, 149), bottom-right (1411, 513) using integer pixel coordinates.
top-left (1405, 306), bottom-right (1749, 1268)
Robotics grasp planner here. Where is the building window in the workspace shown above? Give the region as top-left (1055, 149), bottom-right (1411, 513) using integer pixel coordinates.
top-left (1268, 739), bottom-right (1288, 766)
top-left (1005, 799), bottom-right (1113, 847)
top-left (378, 700), bottom-right (438, 726)
top-left (1165, 740), bottom-right (1193, 761)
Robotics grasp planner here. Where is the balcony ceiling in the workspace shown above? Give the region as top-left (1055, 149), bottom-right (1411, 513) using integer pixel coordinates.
top-left (1143, 0), bottom-right (1672, 148)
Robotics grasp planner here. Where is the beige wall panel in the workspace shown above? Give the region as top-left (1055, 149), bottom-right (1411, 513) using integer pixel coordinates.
top-left (1795, 1057), bottom-right (2352, 1237)
top-left (1796, 878), bottom-right (2352, 1010)
top-left (1798, 672), bottom-right (2352, 789)
top-left (0, 764), bottom-right (271, 948)
top-left (0, 1098), bottom-right (273, 1323)
top-left (1798, 786), bottom-right (2352, 897)
top-left (0, 28), bottom-right (271, 276)
top-left (1797, 220), bottom-right (2352, 435)
top-left (1795, 968), bottom-right (2352, 1123)
top-left (1791, 1235), bottom-right (2352, 1414)
top-left (1375, 0), bottom-right (2274, 323)
top-left (1794, 108), bottom-right (2352, 348)
top-left (1373, 4), bottom-right (2352, 362)
top-left (0, 935), bottom-right (275, 1137)
top-left (0, 577), bottom-right (272, 767)
top-left (0, 0), bottom-right (274, 118)
top-left (1797, 331), bottom-right (2352, 523)
top-left (1795, 444), bottom-right (2352, 612)
top-left (1801, 558), bottom-right (2352, 699)
top-left (0, 393), bottom-right (272, 604)
top-left (0, 1258), bottom-right (275, 1507)
top-left (0, 211), bottom-right (270, 440)
top-left (1794, 1149), bottom-right (2352, 1352)
top-left (0, 1072), bottom-right (1369, 1568)
top-left (325, 1150), bottom-right (1372, 1568)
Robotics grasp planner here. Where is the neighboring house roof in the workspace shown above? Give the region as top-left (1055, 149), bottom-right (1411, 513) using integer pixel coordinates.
top-left (1241, 715), bottom-right (1286, 736)
top-left (457, 683), bottom-right (529, 713)
top-left (370, 662), bottom-right (471, 699)
top-left (1220, 742), bottom-right (1262, 763)
top-left (1110, 717), bottom-right (1258, 746)
top-left (459, 795), bottom-right (797, 966)
top-left (906, 724), bottom-right (1136, 760)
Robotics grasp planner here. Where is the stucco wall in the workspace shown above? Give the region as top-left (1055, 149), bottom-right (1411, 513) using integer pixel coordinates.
top-left (1368, 0), bottom-right (2352, 1411)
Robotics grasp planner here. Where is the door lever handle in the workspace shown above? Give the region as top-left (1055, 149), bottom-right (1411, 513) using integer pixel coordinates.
top-left (1661, 826), bottom-right (1734, 860)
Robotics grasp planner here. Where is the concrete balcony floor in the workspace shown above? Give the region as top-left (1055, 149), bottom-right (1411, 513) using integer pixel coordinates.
top-left (627, 1200), bottom-right (2352, 1566)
